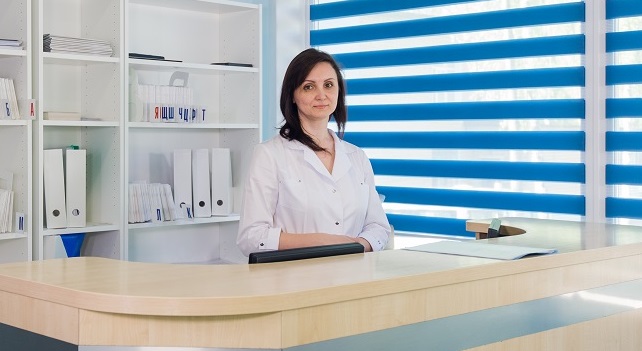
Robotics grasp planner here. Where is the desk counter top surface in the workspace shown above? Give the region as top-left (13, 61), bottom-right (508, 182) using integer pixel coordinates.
top-left (1, 218), bottom-right (642, 317)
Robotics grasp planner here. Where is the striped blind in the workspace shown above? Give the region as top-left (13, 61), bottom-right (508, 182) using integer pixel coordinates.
top-left (310, 0), bottom-right (586, 237)
top-left (606, 0), bottom-right (642, 224)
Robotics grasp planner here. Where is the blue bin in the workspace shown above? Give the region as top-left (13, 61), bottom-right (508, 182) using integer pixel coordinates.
top-left (60, 233), bottom-right (86, 257)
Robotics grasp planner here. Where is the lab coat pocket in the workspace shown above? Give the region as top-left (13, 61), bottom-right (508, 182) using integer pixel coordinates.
top-left (347, 178), bottom-right (369, 228)
top-left (277, 178), bottom-right (307, 211)
top-left (356, 179), bottom-right (370, 213)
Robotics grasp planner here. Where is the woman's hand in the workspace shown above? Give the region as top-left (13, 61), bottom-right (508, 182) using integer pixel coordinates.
top-left (354, 237), bottom-right (373, 252)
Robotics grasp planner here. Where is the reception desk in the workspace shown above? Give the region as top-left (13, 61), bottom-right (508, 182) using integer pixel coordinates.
top-left (2, 218), bottom-right (642, 350)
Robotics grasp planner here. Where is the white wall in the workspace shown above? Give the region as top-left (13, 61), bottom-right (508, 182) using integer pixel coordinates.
top-left (271, 0), bottom-right (309, 140)
top-left (237, 0), bottom-right (309, 141)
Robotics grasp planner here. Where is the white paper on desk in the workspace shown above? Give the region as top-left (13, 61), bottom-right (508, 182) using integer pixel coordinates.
top-left (404, 240), bottom-right (557, 260)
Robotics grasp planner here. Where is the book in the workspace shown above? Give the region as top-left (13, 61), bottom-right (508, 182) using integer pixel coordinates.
top-left (129, 53), bottom-right (165, 60)
top-left (0, 78), bottom-right (20, 119)
top-left (404, 240), bottom-right (558, 260)
top-left (210, 62), bottom-right (253, 67)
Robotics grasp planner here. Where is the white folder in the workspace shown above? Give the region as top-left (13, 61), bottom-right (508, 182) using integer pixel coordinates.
top-left (173, 149), bottom-right (192, 219)
top-left (192, 149), bottom-right (212, 218)
top-left (44, 149), bottom-right (67, 228)
top-left (65, 149), bottom-right (86, 227)
top-left (211, 148), bottom-right (233, 216)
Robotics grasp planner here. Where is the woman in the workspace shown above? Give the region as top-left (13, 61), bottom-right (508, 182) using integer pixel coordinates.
top-left (236, 48), bottom-right (390, 256)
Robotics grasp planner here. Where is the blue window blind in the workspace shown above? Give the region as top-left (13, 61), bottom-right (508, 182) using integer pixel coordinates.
top-left (606, 0), bottom-right (642, 223)
top-left (310, 0), bottom-right (586, 237)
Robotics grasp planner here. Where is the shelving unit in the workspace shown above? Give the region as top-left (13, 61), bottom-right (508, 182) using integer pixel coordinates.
top-left (32, 0), bottom-right (124, 260)
top-left (0, 0), bottom-right (32, 263)
top-left (2, 0), bottom-right (261, 264)
top-left (124, 0), bottom-right (262, 264)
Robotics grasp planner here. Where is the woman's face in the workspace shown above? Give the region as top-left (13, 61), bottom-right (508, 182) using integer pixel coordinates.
top-left (293, 62), bottom-right (339, 124)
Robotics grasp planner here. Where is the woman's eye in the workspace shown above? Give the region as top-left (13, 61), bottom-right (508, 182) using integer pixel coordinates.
top-left (303, 84), bottom-right (313, 91)
top-left (325, 82), bottom-right (334, 88)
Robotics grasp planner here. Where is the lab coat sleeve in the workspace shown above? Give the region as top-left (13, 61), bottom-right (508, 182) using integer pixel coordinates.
top-left (356, 153), bottom-right (391, 251)
top-left (236, 143), bottom-right (282, 256)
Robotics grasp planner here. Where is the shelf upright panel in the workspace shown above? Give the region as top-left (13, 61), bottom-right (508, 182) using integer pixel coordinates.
top-left (0, 0), bottom-right (32, 263)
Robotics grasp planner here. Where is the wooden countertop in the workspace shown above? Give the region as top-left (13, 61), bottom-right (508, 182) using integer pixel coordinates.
top-left (1, 218), bottom-right (642, 317)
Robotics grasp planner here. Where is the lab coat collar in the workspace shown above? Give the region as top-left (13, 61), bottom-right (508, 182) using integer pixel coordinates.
top-left (283, 130), bottom-right (352, 182)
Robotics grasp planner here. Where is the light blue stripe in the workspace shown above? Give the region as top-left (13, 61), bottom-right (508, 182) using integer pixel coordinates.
top-left (333, 35), bottom-right (584, 69)
top-left (311, 3), bottom-right (584, 46)
top-left (289, 278), bottom-right (642, 351)
top-left (606, 30), bottom-right (642, 52)
top-left (376, 186), bottom-right (586, 215)
top-left (606, 0), bottom-right (642, 20)
top-left (606, 98), bottom-right (642, 118)
top-left (606, 131), bottom-right (642, 151)
top-left (346, 67), bottom-right (585, 95)
top-left (343, 131), bottom-right (585, 151)
top-left (310, 0), bottom-right (472, 21)
top-left (606, 197), bottom-right (642, 219)
top-left (606, 165), bottom-right (642, 185)
top-left (371, 159), bottom-right (585, 182)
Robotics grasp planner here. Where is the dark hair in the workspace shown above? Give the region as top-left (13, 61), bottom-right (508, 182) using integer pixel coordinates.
top-left (279, 48), bottom-right (346, 152)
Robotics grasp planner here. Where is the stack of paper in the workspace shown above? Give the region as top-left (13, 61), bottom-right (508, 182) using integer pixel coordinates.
top-left (0, 170), bottom-right (14, 234)
top-left (0, 77), bottom-right (20, 119)
top-left (404, 240), bottom-right (557, 260)
top-left (43, 34), bottom-right (113, 56)
top-left (0, 38), bottom-right (22, 50)
top-left (128, 182), bottom-right (177, 224)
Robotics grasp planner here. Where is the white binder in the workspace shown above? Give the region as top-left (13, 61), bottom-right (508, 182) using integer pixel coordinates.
top-left (211, 148), bottom-right (233, 216)
top-left (173, 149), bottom-right (192, 219)
top-left (192, 149), bottom-right (212, 218)
top-left (44, 149), bottom-right (67, 228)
top-left (65, 149), bottom-right (86, 227)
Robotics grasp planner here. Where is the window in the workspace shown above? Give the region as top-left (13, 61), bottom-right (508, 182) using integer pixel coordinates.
top-left (606, 1), bottom-right (642, 225)
top-left (310, 0), bottom-right (586, 237)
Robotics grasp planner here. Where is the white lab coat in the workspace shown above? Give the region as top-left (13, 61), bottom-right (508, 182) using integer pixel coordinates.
top-left (236, 130), bottom-right (391, 256)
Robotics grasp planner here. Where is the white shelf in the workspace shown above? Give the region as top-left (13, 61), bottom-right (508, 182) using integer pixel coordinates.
top-left (128, 122), bottom-right (258, 129)
top-left (0, 48), bottom-right (27, 57)
top-left (129, 0), bottom-right (258, 13)
top-left (0, 120), bottom-right (29, 126)
top-left (43, 120), bottom-right (120, 127)
top-left (42, 223), bottom-right (120, 237)
top-left (0, 232), bottom-right (29, 241)
top-left (43, 52), bottom-right (119, 65)
top-left (129, 59), bottom-right (257, 74)
top-left (124, 0), bottom-right (261, 263)
top-left (128, 215), bottom-right (240, 230)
